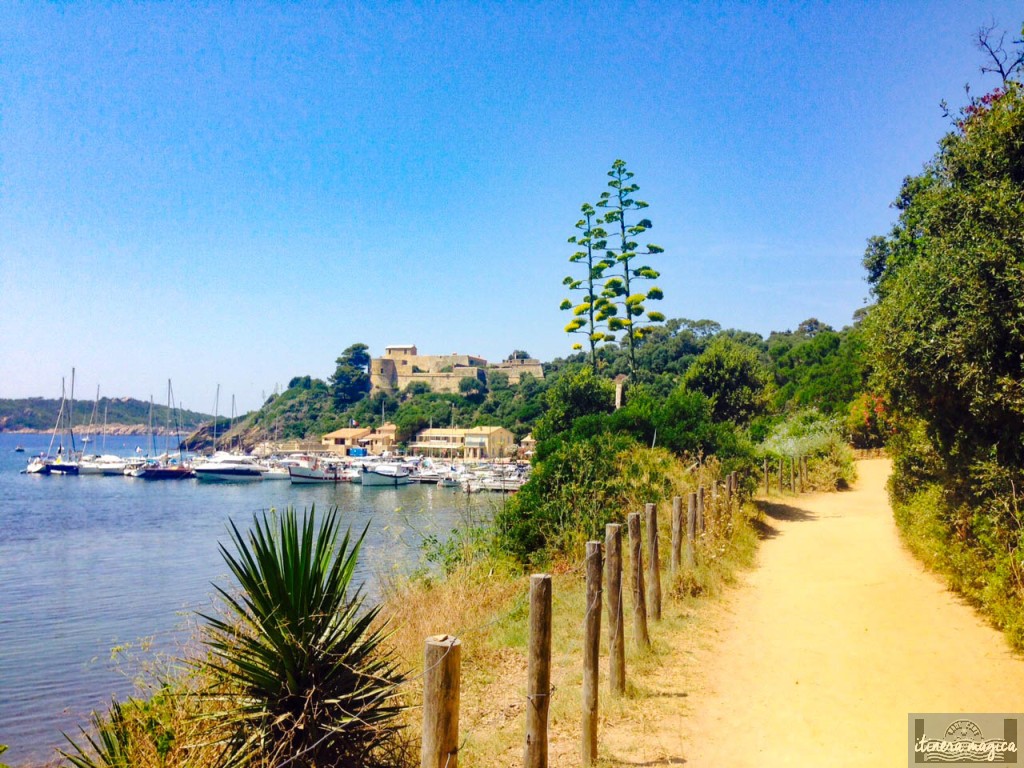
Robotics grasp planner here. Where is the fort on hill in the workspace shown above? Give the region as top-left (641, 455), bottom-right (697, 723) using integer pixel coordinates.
top-left (369, 345), bottom-right (544, 394)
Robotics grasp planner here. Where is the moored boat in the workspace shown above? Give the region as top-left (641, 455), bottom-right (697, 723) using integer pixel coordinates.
top-left (78, 454), bottom-right (129, 476)
top-left (359, 462), bottom-right (413, 486)
top-left (288, 457), bottom-right (355, 484)
top-left (128, 456), bottom-right (194, 479)
top-left (23, 455), bottom-right (51, 475)
top-left (193, 452), bottom-right (265, 482)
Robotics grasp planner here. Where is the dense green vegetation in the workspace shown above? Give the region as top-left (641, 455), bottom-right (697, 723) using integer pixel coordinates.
top-left (0, 397), bottom-right (210, 433)
top-left (220, 310), bottom-right (870, 455)
top-left (863, 37), bottom-right (1024, 646)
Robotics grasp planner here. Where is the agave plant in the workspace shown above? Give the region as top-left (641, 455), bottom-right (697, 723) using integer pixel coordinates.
top-left (200, 506), bottom-right (406, 767)
top-left (60, 699), bottom-right (132, 768)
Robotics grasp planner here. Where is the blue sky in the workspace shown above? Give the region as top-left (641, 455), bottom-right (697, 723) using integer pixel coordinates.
top-left (2, 2), bottom-right (1021, 413)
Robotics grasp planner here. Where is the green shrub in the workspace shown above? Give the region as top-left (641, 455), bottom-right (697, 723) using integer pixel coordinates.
top-left (200, 507), bottom-right (407, 767)
top-left (495, 434), bottom-right (635, 562)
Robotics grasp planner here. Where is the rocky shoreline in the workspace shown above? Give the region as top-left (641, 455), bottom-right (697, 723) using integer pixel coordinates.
top-left (2, 425), bottom-right (178, 436)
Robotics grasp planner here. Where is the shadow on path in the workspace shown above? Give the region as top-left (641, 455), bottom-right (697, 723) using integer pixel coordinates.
top-left (610, 757), bottom-right (687, 766)
top-left (751, 501), bottom-right (817, 540)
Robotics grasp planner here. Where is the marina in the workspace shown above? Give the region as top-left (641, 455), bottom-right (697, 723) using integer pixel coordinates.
top-left (0, 432), bottom-right (503, 765)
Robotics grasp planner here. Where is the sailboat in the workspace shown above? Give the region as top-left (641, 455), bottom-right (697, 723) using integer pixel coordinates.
top-left (129, 381), bottom-right (194, 479)
top-left (79, 386), bottom-right (128, 475)
top-left (49, 370), bottom-right (80, 475)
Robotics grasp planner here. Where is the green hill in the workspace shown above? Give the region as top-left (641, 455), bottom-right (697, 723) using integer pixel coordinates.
top-left (0, 397), bottom-right (212, 433)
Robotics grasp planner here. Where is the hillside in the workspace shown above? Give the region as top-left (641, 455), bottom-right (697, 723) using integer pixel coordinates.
top-left (0, 397), bottom-right (213, 434)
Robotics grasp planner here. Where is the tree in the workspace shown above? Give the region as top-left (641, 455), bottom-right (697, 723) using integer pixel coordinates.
top-left (682, 337), bottom-right (771, 424)
top-left (795, 318), bottom-right (833, 338)
top-left (533, 366), bottom-right (615, 442)
top-left (597, 159), bottom-right (666, 378)
top-left (330, 344), bottom-right (372, 409)
top-left (561, 203), bottom-right (616, 371)
top-left (403, 381), bottom-right (432, 398)
top-left (975, 21), bottom-right (1024, 85)
top-left (487, 370), bottom-right (510, 390)
top-left (866, 72), bottom-right (1024, 477)
top-left (342, 343), bottom-right (371, 371)
top-left (458, 375), bottom-right (487, 403)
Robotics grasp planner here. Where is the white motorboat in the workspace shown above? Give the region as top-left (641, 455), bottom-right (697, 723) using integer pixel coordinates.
top-left (193, 452), bottom-right (266, 482)
top-left (261, 464), bottom-right (291, 481)
top-left (288, 457), bottom-right (354, 484)
top-left (359, 462), bottom-right (413, 486)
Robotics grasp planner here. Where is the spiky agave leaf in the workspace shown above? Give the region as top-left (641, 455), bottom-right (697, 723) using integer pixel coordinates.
top-left (60, 699), bottom-right (131, 768)
top-left (198, 506), bottom-right (406, 768)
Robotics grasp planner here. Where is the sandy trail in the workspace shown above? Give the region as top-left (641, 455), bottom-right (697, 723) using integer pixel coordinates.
top-left (605, 458), bottom-right (1024, 766)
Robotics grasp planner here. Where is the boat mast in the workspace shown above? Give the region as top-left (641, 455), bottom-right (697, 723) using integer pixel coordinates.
top-left (68, 367), bottom-right (77, 456)
top-left (213, 384), bottom-right (220, 453)
top-left (47, 378), bottom-right (66, 458)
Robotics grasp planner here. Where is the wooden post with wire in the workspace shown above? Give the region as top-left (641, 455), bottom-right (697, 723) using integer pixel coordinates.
top-left (778, 458), bottom-right (784, 493)
top-left (670, 495), bottom-right (683, 576)
top-left (582, 541), bottom-right (602, 765)
top-left (627, 512), bottom-right (650, 649)
top-left (422, 634), bottom-right (461, 768)
top-left (685, 492), bottom-right (696, 569)
top-left (790, 456), bottom-right (796, 493)
top-left (697, 486), bottom-right (706, 534)
top-left (524, 574), bottom-right (552, 768)
top-left (645, 502), bottom-right (661, 621)
top-left (605, 523), bottom-right (625, 696)
top-left (763, 458), bottom-right (769, 495)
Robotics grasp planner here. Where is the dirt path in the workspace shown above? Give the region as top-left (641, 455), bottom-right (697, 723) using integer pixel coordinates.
top-left (603, 458), bottom-right (1024, 766)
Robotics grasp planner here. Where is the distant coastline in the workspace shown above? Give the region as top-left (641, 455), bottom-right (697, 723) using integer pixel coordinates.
top-left (2, 425), bottom-right (179, 436)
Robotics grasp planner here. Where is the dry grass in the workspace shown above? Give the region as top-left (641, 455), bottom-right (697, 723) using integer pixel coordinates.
top-left (379, 485), bottom-right (761, 768)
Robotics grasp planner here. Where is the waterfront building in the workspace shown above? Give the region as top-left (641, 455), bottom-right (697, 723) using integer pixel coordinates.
top-left (408, 425), bottom-right (515, 459)
top-left (321, 427), bottom-right (373, 455)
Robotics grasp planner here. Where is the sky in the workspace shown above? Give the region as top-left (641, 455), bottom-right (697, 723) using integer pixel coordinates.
top-left (2, 1), bottom-right (1021, 414)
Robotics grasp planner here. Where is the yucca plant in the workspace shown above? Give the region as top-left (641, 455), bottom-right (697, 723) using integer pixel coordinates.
top-left (200, 506), bottom-right (406, 767)
top-left (60, 699), bottom-right (132, 768)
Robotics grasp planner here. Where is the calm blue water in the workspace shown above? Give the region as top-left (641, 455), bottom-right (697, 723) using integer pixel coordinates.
top-left (0, 433), bottom-right (491, 766)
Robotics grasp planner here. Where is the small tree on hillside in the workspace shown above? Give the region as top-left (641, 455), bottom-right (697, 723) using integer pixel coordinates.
top-left (597, 159), bottom-right (666, 378)
top-left (330, 343), bottom-right (372, 410)
top-left (560, 203), bottom-right (617, 372)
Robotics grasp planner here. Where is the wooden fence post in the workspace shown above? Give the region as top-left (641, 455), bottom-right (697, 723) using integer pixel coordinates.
top-left (670, 495), bottom-right (682, 577)
top-left (778, 458), bottom-right (784, 494)
top-left (790, 456), bottom-right (796, 494)
top-left (802, 455), bottom-right (809, 489)
top-left (627, 512), bottom-right (650, 649)
top-left (524, 574), bottom-right (552, 768)
top-left (763, 457), bottom-right (769, 495)
top-left (685, 492), bottom-right (696, 569)
top-left (697, 486), bottom-right (706, 534)
top-left (582, 541), bottom-right (602, 766)
top-left (645, 502), bottom-right (661, 621)
top-left (605, 523), bottom-right (625, 697)
top-left (422, 634), bottom-right (461, 768)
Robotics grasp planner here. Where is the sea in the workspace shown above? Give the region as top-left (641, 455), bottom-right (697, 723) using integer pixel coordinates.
top-left (0, 432), bottom-right (492, 766)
